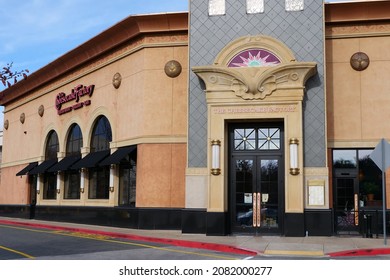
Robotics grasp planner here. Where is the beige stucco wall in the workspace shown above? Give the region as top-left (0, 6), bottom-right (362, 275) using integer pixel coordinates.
top-left (0, 36), bottom-right (188, 207)
top-left (326, 36), bottom-right (390, 146)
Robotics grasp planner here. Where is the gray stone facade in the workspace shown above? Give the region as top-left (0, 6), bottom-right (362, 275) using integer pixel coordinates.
top-left (188, 0), bottom-right (325, 168)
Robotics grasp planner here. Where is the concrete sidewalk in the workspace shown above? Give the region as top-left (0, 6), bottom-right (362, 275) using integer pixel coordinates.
top-left (1, 217), bottom-right (389, 258)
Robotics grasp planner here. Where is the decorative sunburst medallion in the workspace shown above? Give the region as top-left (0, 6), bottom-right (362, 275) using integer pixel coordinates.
top-left (228, 49), bottom-right (281, 68)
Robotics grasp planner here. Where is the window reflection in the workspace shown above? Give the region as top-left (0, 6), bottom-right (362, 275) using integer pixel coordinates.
top-left (358, 150), bottom-right (382, 203)
top-left (333, 149), bottom-right (382, 206)
top-left (333, 150), bottom-right (357, 168)
top-left (64, 124), bottom-right (82, 199)
top-left (43, 130), bottom-right (58, 200)
top-left (89, 116), bottom-right (112, 199)
top-left (119, 154), bottom-right (137, 207)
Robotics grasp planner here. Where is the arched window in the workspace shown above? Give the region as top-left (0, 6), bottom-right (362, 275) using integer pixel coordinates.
top-left (43, 130), bottom-right (59, 199)
top-left (89, 116), bottom-right (112, 199)
top-left (66, 124), bottom-right (83, 156)
top-left (64, 124), bottom-right (83, 199)
top-left (91, 116), bottom-right (112, 152)
top-left (45, 130), bottom-right (59, 160)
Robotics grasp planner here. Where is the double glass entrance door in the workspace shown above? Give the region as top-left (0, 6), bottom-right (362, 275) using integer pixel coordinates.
top-left (231, 156), bottom-right (282, 234)
top-left (229, 124), bottom-right (284, 234)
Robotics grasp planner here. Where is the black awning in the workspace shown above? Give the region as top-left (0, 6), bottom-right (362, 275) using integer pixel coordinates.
top-left (71, 150), bottom-right (110, 169)
top-left (99, 146), bottom-right (136, 166)
top-left (16, 162), bottom-right (38, 176)
top-left (28, 159), bottom-right (58, 175)
top-left (47, 155), bottom-right (81, 173)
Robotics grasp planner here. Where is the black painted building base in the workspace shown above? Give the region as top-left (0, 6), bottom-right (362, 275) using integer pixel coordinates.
top-left (0, 205), bottom-right (387, 237)
top-left (181, 209), bottom-right (228, 235)
top-left (304, 209), bottom-right (333, 236)
top-left (181, 209), bottom-right (206, 234)
top-left (0, 205), bottom-right (182, 230)
top-left (0, 204), bottom-right (31, 219)
top-left (206, 212), bottom-right (228, 236)
top-left (284, 213), bottom-right (305, 236)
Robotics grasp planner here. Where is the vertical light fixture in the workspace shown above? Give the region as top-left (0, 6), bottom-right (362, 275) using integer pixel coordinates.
top-left (289, 138), bottom-right (299, 175)
top-left (56, 172), bottom-right (61, 194)
top-left (80, 168), bottom-right (86, 193)
top-left (36, 174), bottom-right (41, 194)
top-left (211, 139), bottom-right (221, 175)
top-left (109, 164), bottom-right (115, 192)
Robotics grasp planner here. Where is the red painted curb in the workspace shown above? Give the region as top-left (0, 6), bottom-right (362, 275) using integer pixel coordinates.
top-left (0, 219), bottom-right (258, 256)
top-left (329, 248), bottom-right (390, 257)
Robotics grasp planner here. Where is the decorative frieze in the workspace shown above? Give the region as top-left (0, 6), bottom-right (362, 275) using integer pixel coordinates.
top-left (326, 23), bottom-right (390, 38)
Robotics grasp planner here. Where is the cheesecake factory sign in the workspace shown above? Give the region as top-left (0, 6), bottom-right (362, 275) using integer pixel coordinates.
top-left (55, 84), bottom-right (94, 115)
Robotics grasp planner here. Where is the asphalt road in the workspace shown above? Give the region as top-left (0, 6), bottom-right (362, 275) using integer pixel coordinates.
top-left (0, 223), bottom-right (254, 260)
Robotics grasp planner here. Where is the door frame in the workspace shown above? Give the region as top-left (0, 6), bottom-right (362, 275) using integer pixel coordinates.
top-left (228, 122), bottom-right (285, 235)
top-left (333, 169), bottom-right (360, 234)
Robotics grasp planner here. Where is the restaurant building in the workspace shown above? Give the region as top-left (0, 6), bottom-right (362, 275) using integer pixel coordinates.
top-left (0, 0), bottom-right (389, 236)
top-left (0, 12), bottom-right (189, 229)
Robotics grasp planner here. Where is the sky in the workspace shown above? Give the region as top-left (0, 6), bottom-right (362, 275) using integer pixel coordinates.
top-left (0, 0), bottom-right (376, 122)
top-left (0, 0), bottom-right (188, 83)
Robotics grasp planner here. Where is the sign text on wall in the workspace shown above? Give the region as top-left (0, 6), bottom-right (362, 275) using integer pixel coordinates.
top-left (55, 84), bottom-right (94, 115)
top-left (212, 105), bottom-right (296, 115)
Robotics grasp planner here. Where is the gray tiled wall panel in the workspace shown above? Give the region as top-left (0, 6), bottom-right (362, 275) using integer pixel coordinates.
top-left (189, 0), bottom-right (325, 167)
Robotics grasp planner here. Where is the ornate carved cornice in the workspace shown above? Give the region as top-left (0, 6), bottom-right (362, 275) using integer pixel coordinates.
top-left (192, 62), bottom-right (317, 100)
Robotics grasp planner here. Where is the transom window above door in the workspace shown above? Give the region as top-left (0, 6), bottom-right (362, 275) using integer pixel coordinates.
top-left (234, 128), bottom-right (281, 151)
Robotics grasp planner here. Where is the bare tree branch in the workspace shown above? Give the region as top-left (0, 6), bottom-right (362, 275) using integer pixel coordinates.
top-left (1, 62), bottom-right (29, 88)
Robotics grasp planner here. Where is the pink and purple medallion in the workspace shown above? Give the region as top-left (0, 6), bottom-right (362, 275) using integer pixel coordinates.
top-left (228, 49), bottom-right (281, 68)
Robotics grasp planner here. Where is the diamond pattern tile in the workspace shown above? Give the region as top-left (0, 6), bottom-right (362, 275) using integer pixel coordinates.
top-left (189, 0), bottom-right (326, 167)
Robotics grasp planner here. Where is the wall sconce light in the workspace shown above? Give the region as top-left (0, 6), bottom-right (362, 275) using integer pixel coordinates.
top-left (211, 139), bottom-right (221, 175)
top-left (36, 174), bottom-right (41, 194)
top-left (289, 138), bottom-right (299, 175)
top-left (80, 168), bottom-right (86, 193)
top-left (109, 164), bottom-right (115, 192)
top-left (56, 172), bottom-right (61, 194)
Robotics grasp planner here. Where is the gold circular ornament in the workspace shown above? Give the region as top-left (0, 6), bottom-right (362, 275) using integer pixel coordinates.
top-left (112, 72), bottom-right (122, 89)
top-left (38, 105), bottom-right (44, 117)
top-left (164, 60), bottom-right (182, 78)
top-left (350, 52), bottom-right (369, 71)
top-left (4, 119), bottom-right (9, 130)
top-left (20, 113), bottom-right (25, 124)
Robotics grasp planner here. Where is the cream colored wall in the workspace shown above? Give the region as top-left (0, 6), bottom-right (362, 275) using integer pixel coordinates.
top-left (326, 36), bottom-right (390, 145)
top-left (1, 42), bottom-right (188, 206)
